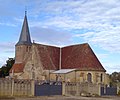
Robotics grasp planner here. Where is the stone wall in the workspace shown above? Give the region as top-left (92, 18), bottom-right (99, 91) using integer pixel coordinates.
top-left (50, 71), bottom-right (109, 85)
top-left (64, 82), bottom-right (101, 96)
top-left (0, 78), bottom-right (34, 96)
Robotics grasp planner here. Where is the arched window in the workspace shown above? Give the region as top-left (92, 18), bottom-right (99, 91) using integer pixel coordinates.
top-left (87, 73), bottom-right (92, 82)
top-left (100, 74), bottom-right (103, 82)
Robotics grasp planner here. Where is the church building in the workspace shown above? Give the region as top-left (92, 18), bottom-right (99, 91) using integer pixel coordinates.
top-left (10, 13), bottom-right (109, 84)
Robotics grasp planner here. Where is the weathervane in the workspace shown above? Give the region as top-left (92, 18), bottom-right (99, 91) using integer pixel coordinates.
top-left (25, 6), bottom-right (27, 15)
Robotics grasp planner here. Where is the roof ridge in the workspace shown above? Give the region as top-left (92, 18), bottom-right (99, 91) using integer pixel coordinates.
top-left (62, 43), bottom-right (89, 48)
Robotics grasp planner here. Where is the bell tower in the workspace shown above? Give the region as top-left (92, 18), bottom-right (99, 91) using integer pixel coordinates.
top-left (15, 11), bottom-right (32, 63)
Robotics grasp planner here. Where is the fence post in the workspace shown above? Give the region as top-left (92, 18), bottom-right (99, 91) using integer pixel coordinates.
top-left (117, 85), bottom-right (119, 95)
top-left (31, 80), bottom-right (35, 96)
top-left (62, 81), bottom-right (66, 96)
top-left (11, 79), bottom-right (14, 96)
top-left (98, 84), bottom-right (101, 96)
top-left (76, 82), bottom-right (79, 96)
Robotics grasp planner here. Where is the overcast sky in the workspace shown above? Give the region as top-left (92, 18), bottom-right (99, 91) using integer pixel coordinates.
top-left (0, 0), bottom-right (120, 73)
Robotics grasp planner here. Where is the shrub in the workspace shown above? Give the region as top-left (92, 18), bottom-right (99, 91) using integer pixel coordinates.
top-left (118, 90), bottom-right (120, 96)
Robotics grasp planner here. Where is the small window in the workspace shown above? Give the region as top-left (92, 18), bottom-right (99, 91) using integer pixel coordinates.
top-left (29, 47), bottom-right (31, 51)
top-left (96, 73), bottom-right (99, 82)
top-left (26, 46), bottom-right (28, 52)
top-left (26, 46), bottom-right (31, 52)
top-left (17, 47), bottom-right (20, 51)
top-left (101, 74), bottom-right (103, 82)
top-left (87, 73), bottom-right (92, 82)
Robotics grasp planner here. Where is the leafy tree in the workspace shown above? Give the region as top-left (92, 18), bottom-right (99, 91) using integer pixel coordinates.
top-left (0, 58), bottom-right (15, 77)
top-left (109, 72), bottom-right (120, 87)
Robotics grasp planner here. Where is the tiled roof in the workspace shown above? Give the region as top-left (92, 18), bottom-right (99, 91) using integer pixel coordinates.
top-left (61, 43), bottom-right (106, 72)
top-left (9, 63), bottom-right (24, 73)
top-left (10, 43), bottom-right (106, 73)
top-left (36, 44), bottom-right (60, 70)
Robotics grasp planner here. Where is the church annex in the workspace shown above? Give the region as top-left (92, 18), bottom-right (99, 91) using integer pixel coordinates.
top-left (10, 13), bottom-right (109, 85)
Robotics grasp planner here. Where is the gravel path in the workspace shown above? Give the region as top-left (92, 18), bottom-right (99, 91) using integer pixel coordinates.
top-left (0, 96), bottom-right (120, 100)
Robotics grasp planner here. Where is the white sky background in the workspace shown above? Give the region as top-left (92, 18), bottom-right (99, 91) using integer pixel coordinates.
top-left (0, 0), bottom-right (120, 73)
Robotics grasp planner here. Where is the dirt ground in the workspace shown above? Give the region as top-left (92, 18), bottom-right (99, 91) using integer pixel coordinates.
top-left (0, 96), bottom-right (120, 100)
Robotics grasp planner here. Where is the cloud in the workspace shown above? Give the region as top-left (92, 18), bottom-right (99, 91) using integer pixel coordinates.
top-left (29, 0), bottom-right (120, 53)
top-left (31, 27), bottom-right (73, 47)
top-left (105, 65), bottom-right (120, 74)
top-left (0, 22), bottom-right (16, 27)
top-left (95, 53), bottom-right (108, 60)
top-left (74, 27), bottom-right (120, 53)
top-left (12, 0), bottom-right (119, 54)
top-left (0, 42), bottom-right (15, 53)
top-left (0, 57), bottom-right (7, 67)
top-left (0, 42), bottom-right (15, 67)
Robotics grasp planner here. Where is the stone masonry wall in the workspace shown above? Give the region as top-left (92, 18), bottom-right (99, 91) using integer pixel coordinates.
top-left (0, 78), bottom-right (34, 96)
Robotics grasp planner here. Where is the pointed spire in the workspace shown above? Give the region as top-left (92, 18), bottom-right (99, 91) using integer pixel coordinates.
top-left (16, 11), bottom-right (32, 46)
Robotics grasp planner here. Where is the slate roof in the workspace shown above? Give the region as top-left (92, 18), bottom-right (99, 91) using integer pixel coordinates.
top-left (16, 13), bottom-right (32, 46)
top-left (61, 43), bottom-right (106, 72)
top-left (9, 63), bottom-right (24, 73)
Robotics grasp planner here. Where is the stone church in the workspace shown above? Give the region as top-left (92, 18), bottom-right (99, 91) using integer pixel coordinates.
top-left (10, 13), bottom-right (109, 84)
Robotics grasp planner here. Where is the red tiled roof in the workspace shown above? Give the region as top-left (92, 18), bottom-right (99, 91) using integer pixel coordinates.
top-left (9, 63), bottom-right (24, 73)
top-left (10, 43), bottom-right (106, 73)
top-left (36, 44), bottom-right (60, 70)
top-left (61, 43), bottom-right (106, 72)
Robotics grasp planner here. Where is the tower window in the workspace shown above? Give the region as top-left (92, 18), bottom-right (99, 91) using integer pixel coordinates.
top-left (26, 46), bottom-right (31, 52)
top-left (26, 46), bottom-right (28, 52)
top-left (29, 47), bottom-right (31, 51)
top-left (17, 47), bottom-right (20, 51)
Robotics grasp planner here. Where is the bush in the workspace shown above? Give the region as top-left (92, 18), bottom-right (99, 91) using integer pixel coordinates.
top-left (118, 90), bottom-right (120, 96)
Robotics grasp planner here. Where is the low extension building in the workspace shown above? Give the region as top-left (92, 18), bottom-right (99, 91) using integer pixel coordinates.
top-left (9, 13), bottom-right (109, 85)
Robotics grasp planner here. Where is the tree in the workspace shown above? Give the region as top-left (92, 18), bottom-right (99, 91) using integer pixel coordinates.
top-left (109, 72), bottom-right (120, 86)
top-left (0, 58), bottom-right (15, 77)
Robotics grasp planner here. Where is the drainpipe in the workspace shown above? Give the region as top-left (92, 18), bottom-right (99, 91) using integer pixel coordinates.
top-left (59, 47), bottom-right (61, 70)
